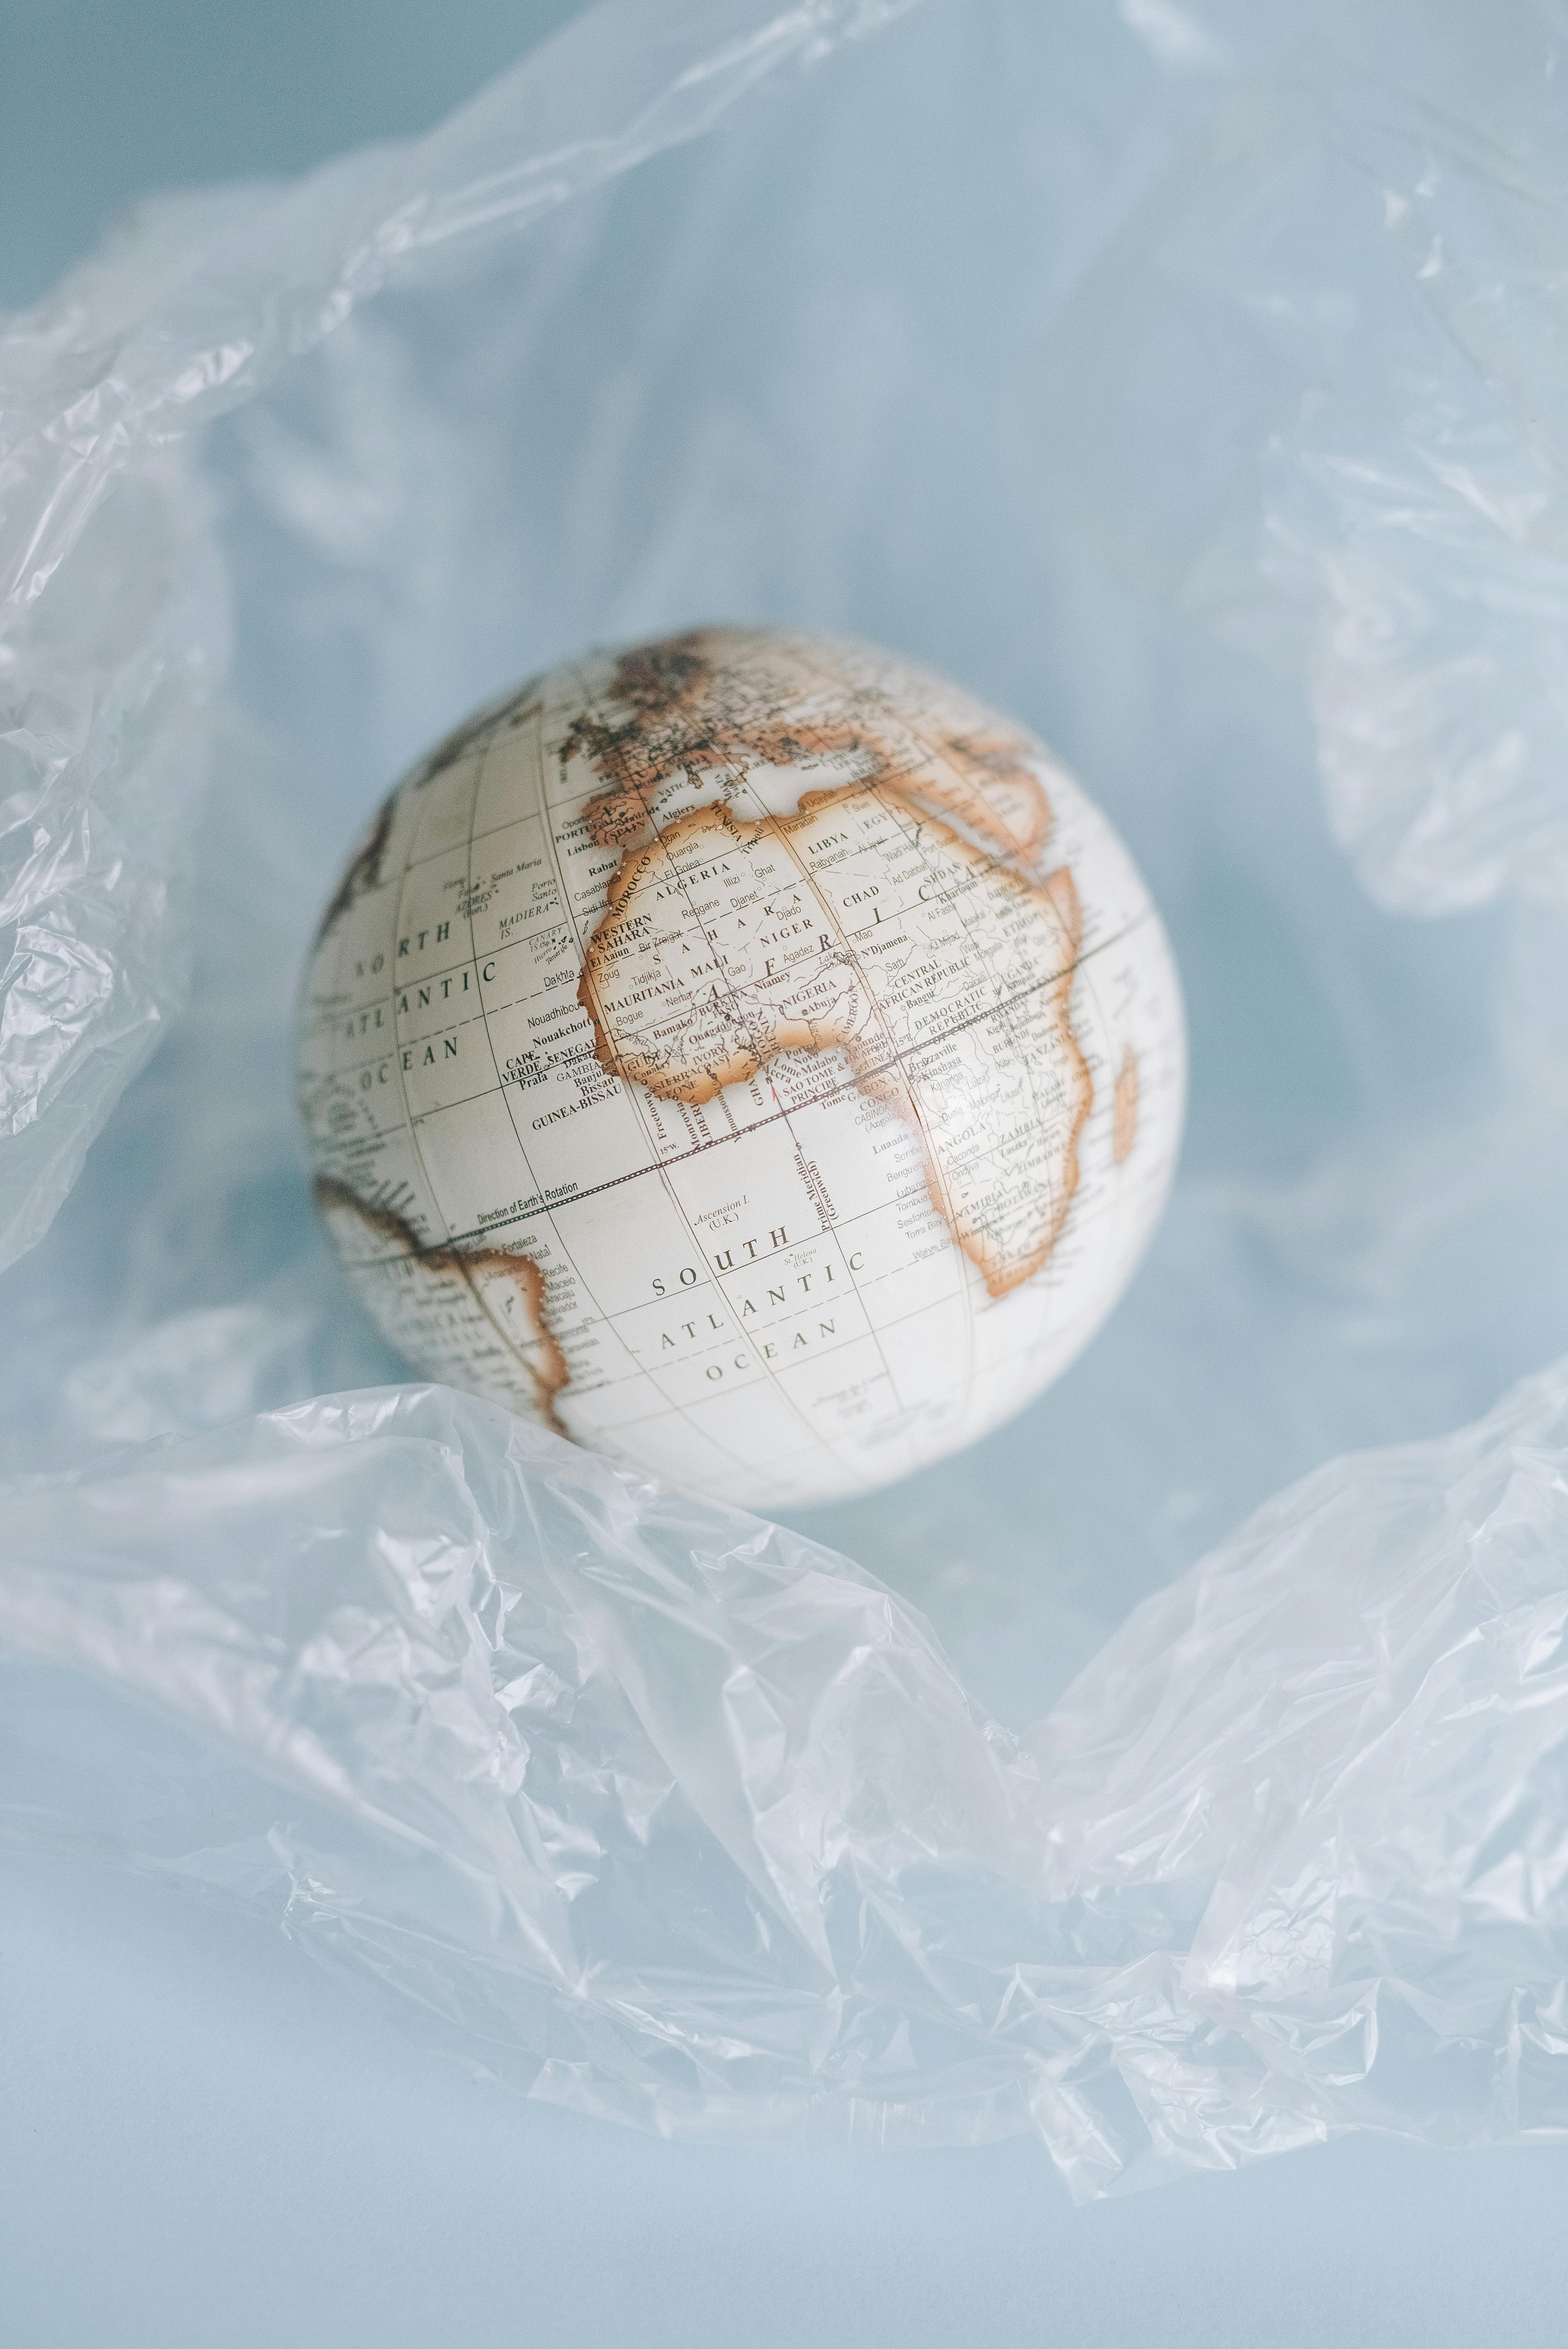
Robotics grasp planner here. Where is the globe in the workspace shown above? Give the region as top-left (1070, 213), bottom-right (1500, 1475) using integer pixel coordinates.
top-left (297, 628), bottom-right (1185, 1510)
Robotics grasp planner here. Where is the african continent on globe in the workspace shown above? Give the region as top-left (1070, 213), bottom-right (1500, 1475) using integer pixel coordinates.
top-left (297, 628), bottom-right (1185, 1510)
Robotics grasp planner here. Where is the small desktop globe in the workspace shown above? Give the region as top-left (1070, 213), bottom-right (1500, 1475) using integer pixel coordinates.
top-left (297, 627), bottom-right (1185, 1510)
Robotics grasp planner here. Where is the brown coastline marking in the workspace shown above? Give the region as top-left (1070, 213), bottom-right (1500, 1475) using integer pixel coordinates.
top-left (314, 1176), bottom-right (569, 1434)
top-left (576, 788), bottom-right (1092, 1301)
top-left (1112, 1046), bottom-right (1140, 1166)
top-left (565, 627), bottom-right (1055, 868)
top-left (565, 628), bottom-right (1092, 1299)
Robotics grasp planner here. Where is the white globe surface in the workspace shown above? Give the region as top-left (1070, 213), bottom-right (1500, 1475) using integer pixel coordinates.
top-left (298, 628), bottom-right (1185, 1510)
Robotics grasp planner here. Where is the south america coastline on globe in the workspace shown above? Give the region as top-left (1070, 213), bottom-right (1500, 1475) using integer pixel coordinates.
top-left (296, 627), bottom-right (1185, 1512)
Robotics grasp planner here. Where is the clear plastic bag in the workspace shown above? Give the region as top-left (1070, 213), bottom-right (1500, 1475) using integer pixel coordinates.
top-left (6, 1362), bottom-right (1568, 2199)
top-left (0, 0), bottom-right (921, 1275)
top-left (5, 0), bottom-right (1568, 2197)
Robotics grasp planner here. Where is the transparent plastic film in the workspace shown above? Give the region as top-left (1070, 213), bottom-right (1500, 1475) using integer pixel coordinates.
top-left (0, 0), bottom-right (921, 1275)
top-left (4, 1367), bottom-right (1568, 2199)
top-left (4, 0), bottom-right (1568, 2207)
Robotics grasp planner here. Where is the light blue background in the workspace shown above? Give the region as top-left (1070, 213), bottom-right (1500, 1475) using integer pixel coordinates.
top-left (5, 3), bottom-right (1568, 2340)
top-left (7, 1841), bottom-right (1568, 2348)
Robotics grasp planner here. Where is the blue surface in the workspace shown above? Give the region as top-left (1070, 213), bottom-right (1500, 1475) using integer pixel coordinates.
top-left (7, 1), bottom-right (1568, 2338)
top-left (0, 0), bottom-right (582, 310)
top-left (8, 1842), bottom-right (1568, 2348)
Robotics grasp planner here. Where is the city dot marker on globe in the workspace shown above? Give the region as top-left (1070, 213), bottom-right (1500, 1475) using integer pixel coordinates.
top-left (297, 628), bottom-right (1185, 1510)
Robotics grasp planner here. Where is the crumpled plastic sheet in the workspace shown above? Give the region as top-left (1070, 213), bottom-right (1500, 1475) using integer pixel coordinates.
top-left (5, 1364), bottom-right (1568, 2200)
top-left (0, 0), bottom-right (918, 1274)
top-left (1029, 0), bottom-right (1568, 915)
top-left (6, 0), bottom-right (1568, 2200)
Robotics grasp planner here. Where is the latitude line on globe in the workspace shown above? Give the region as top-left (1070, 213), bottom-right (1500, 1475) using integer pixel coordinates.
top-left (532, 679), bottom-right (785, 1476)
top-left (300, 628), bottom-right (1185, 1517)
top-left (382, 743), bottom-right (576, 1430)
top-left (549, 683), bottom-right (877, 1479)
top-left (450, 715), bottom-right (592, 1408)
top-left (615, 723), bottom-right (933, 1459)
top-left (779, 638), bottom-right (983, 1433)
top-left (374, 905), bottom-right (1132, 1165)
top-left (534, 677), bottom-right (842, 1479)
top-left (418, 909), bottom-right (1144, 1258)
top-left (761, 633), bottom-right (995, 1432)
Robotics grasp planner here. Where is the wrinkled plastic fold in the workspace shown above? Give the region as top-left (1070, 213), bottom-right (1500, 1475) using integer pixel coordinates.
top-left (6, 0), bottom-right (1568, 2203)
top-left (1032, 0), bottom-right (1568, 915)
top-left (5, 1368), bottom-right (1568, 2198)
top-left (0, 0), bottom-right (919, 1273)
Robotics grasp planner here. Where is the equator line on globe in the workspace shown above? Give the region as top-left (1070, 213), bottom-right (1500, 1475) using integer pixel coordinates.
top-left (297, 627), bottom-right (1185, 1509)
